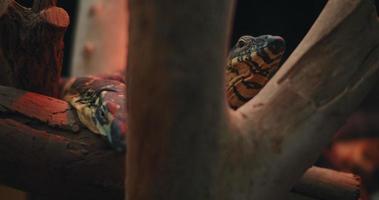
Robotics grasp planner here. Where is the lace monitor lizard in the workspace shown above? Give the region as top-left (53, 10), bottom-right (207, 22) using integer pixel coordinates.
top-left (62, 35), bottom-right (285, 151)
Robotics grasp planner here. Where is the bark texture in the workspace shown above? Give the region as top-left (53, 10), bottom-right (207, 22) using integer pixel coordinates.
top-left (0, 86), bottom-right (360, 200)
top-left (127, 0), bottom-right (379, 199)
top-left (0, 0), bottom-right (69, 97)
top-left (0, 116), bottom-right (124, 200)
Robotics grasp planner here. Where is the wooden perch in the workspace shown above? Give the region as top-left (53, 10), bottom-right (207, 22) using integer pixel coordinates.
top-left (0, 0), bottom-right (69, 97)
top-left (0, 84), bottom-right (360, 199)
top-left (127, 0), bottom-right (379, 200)
top-left (291, 167), bottom-right (361, 200)
top-left (0, 92), bottom-right (360, 200)
top-left (0, 85), bottom-right (80, 132)
top-left (0, 117), bottom-right (124, 200)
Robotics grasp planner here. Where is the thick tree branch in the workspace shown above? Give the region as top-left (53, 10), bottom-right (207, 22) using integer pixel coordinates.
top-left (232, 0), bottom-right (379, 199)
top-left (127, 1), bottom-right (234, 199)
top-left (0, 85), bottom-right (359, 200)
top-left (0, 85), bottom-right (80, 132)
top-left (0, 117), bottom-right (124, 200)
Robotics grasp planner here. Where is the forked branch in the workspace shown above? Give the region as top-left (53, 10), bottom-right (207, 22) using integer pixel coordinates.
top-left (127, 0), bottom-right (379, 200)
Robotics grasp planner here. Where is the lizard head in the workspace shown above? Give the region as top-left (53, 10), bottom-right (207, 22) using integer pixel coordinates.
top-left (225, 35), bottom-right (286, 109)
top-left (65, 78), bottom-right (127, 152)
top-left (92, 85), bottom-right (127, 152)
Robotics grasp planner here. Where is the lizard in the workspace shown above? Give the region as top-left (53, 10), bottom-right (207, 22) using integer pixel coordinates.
top-left (62, 34), bottom-right (285, 151)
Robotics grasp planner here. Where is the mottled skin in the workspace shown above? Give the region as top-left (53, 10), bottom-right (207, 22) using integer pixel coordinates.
top-left (63, 76), bottom-right (126, 151)
top-left (226, 35), bottom-right (286, 109)
top-left (62, 35), bottom-right (285, 151)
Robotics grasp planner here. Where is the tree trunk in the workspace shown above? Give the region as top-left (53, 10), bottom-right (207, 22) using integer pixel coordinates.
top-left (0, 0), bottom-right (69, 97)
top-left (126, 0), bottom-right (379, 199)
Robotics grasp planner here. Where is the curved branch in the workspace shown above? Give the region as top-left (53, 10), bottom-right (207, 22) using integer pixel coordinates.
top-left (233, 0), bottom-right (379, 199)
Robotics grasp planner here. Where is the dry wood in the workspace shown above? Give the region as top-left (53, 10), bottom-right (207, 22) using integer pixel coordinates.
top-left (0, 0), bottom-right (69, 97)
top-left (70, 0), bottom-right (128, 76)
top-left (0, 108), bottom-right (360, 200)
top-left (127, 0), bottom-right (379, 199)
top-left (292, 167), bottom-right (361, 200)
top-left (0, 85), bottom-right (80, 132)
top-left (0, 117), bottom-right (124, 200)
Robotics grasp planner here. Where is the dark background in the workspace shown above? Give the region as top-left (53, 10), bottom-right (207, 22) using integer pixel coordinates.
top-left (17, 0), bottom-right (330, 76)
top-left (15, 0), bottom-right (379, 76)
top-left (15, 0), bottom-right (379, 107)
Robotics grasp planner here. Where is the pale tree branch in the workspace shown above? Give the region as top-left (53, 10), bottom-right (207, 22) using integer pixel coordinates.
top-left (232, 0), bottom-right (379, 199)
top-left (70, 0), bottom-right (128, 76)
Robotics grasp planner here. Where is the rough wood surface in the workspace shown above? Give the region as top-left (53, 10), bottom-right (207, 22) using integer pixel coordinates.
top-left (0, 108), bottom-right (360, 200)
top-left (0, 0), bottom-right (69, 97)
top-left (0, 117), bottom-right (124, 200)
top-left (292, 167), bottom-right (361, 200)
top-left (126, 0), bottom-right (378, 199)
top-left (0, 82), bottom-right (360, 200)
top-left (70, 0), bottom-right (128, 76)
top-left (0, 85), bottom-right (80, 132)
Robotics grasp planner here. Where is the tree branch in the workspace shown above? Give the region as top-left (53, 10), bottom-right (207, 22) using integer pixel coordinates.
top-left (70, 0), bottom-right (128, 76)
top-left (0, 117), bottom-right (124, 200)
top-left (0, 82), bottom-right (359, 200)
top-left (231, 0), bottom-right (379, 199)
top-left (0, 85), bottom-right (80, 132)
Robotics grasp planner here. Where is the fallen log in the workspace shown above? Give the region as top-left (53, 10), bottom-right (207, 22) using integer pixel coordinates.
top-left (0, 86), bottom-right (361, 200)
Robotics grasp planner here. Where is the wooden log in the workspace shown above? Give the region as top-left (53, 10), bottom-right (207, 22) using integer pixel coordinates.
top-left (127, 0), bottom-right (378, 199)
top-left (0, 118), bottom-right (124, 200)
top-left (0, 0), bottom-right (69, 97)
top-left (0, 84), bottom-right (359, 200)
top-left (0, 113), bottom-right (360, 200)
top-left (291, 167), bottom-right (361, 200)
top-left (0, 85), bottom-right (80, 132)
top-left (70, 0), bottom-right (128, 76)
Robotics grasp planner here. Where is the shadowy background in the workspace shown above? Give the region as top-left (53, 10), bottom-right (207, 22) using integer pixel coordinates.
top-left (3, 0), bottom-right (379, 200)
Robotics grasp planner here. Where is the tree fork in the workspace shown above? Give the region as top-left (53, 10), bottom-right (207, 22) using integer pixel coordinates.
top-left (127, 0), bottom-right (379, 199)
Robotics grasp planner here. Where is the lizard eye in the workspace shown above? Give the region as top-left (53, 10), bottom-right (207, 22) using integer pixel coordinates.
top-left (96, 107), bottom-right (109, 124)
top-left (237, 40), bottom-right (246, 48)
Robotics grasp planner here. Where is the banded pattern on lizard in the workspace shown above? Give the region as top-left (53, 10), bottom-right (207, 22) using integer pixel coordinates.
top-left (226, 35), bottom-right (285, 109)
